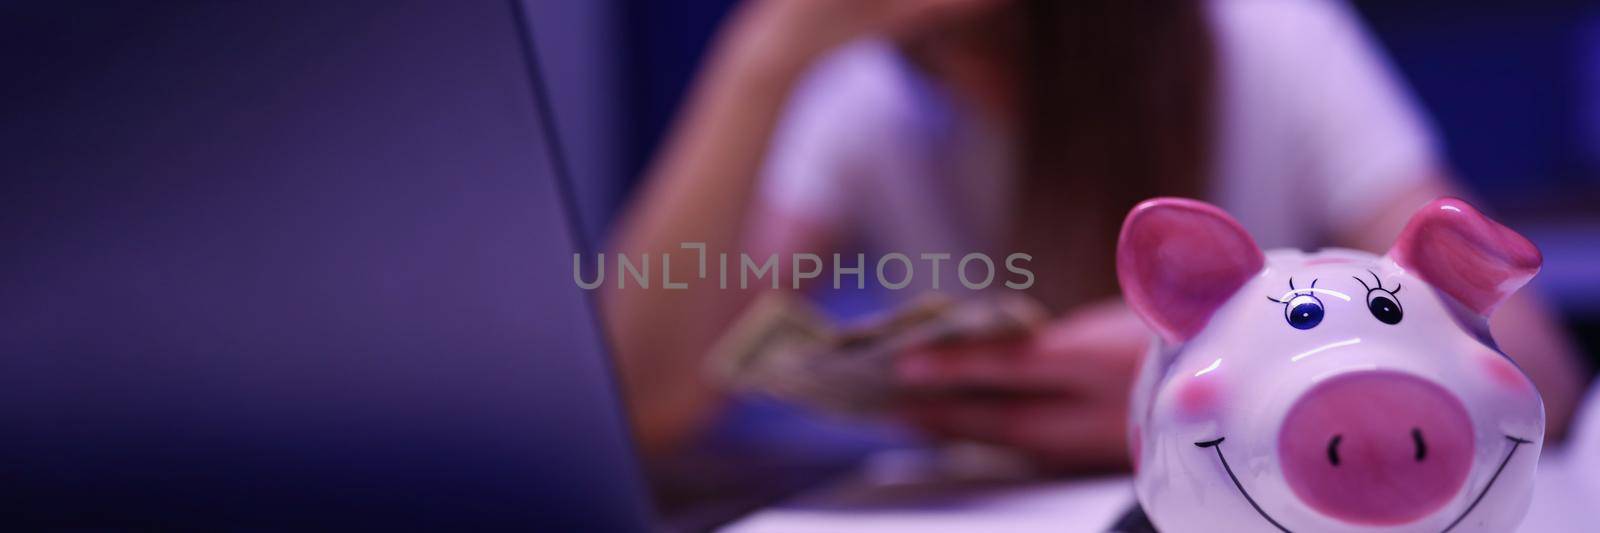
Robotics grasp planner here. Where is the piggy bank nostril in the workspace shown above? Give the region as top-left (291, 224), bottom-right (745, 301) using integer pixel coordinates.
top-left (1324, 430), bottom-right (1427, 467)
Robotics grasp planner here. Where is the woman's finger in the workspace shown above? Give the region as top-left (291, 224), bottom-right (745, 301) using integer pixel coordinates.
top-left (895, 337), bottom-right (1139, 392)
top-left (903, 397), bottom-right (1130, 469)
top-left (894, 338), bottom-right (1031, 388)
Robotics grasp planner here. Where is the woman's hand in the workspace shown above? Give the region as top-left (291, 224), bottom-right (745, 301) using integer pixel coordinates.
top-left (893, 298), bottom-right (1149, 472)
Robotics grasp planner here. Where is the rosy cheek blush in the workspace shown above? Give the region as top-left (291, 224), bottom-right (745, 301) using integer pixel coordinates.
top-left (1174, 377), bottom-right (1221, 420)
top-left (1481, 352), bottom-right (1531, 392)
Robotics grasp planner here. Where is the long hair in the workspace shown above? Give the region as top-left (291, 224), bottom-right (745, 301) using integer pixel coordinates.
top-left (1011, 0), bottom-right (1216, 312)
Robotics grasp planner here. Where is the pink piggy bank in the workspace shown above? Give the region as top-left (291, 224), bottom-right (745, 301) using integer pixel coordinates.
top-left (1118, 197), bottom-right (1544, 532)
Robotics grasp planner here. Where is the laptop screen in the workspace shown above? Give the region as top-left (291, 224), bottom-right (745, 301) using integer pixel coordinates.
top-left (0, 1), bottom-right (651, 528)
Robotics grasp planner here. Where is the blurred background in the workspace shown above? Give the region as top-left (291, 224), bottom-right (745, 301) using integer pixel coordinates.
top-left (3, 0), bottom-right (1594, 528)
top-left (537, 0), bottom-right (1600, 523)
top-left (547, 0), bottom-right (1600, 333)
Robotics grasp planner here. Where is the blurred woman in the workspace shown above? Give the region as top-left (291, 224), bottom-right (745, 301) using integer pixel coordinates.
top-left (603, 0), bottom-right (1586, 471)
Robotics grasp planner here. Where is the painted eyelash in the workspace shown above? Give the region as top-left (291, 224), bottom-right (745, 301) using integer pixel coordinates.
top-left (1354, 270), bottom-right (1402, 295)
top-left (1266, 277), bottom-right (1320, 304)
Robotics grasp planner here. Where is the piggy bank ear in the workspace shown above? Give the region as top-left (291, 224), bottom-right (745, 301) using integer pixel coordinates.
top-left (1117, 198), bottom-right (1264, 343)
top-left (1388, 197), bottom-right (1541, 316)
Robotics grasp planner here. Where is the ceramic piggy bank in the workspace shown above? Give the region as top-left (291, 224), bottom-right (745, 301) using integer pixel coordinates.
top-left (1118, 197), bottom-right (1544, 532)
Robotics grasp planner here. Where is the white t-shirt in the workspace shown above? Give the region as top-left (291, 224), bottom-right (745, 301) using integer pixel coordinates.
top-left (759, 0), bottom-right (1439, 255)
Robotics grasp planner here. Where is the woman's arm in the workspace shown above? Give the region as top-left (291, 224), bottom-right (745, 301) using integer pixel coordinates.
top-left (602, 0), bottom-right (997, 454)
top-left (602, 2), bottom-right (832, 456)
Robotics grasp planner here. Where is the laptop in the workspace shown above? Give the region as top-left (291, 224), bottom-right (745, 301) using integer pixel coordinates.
top-left (0, 1), bottom-right (654, 528)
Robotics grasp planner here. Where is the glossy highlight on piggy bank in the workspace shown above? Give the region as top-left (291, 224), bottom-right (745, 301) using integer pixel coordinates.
top-left (1117, 198), bottom-right (1544, 532)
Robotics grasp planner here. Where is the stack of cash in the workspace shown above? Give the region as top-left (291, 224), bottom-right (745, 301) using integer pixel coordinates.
top-left (706, 292), bottom-right (1047, 415)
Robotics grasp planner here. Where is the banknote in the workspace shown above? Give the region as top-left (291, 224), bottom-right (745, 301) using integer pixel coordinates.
top-left (709, 292), bottom-right (1048, 414)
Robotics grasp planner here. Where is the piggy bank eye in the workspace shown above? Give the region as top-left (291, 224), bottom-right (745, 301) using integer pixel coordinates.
top-left (1367, 289), bottom-right (1403, 325)
top-left (1355, 272), bottom-right (1404, 326)
top-left (1285, 294), bottom-right (1324, 330)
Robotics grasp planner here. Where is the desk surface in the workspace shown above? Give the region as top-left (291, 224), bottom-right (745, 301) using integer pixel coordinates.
top-left (725, 385), bottom-right (1600, 532)
top-left (725, 472), bottom-right (1132, 533)
top-left (726, 454), bottom-right (1588, 533)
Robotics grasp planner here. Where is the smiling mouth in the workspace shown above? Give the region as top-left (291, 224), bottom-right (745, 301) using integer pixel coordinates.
top-left (1194, 434), bottom-right (1533, 533)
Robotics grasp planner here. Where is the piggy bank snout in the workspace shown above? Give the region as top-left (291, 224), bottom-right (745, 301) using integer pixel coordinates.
top-left (1277, 371), bottom-right (1474, 526)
